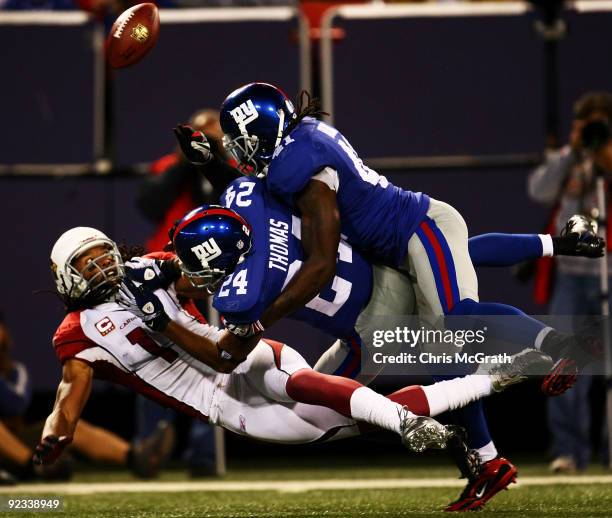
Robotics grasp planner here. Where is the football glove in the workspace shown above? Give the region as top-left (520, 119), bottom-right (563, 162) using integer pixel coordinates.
top-left (116, 278), bottom-right (170, 332)
top-left (173, 124), bottom-right (213, 165)
top-left (33, 435), bottom-right (72, 465)
top-left (552, 215), bottom-right (605, 258)
top-left (125, 257), bottom-right (182, 291)
top-left (222, 317), bottom-right (265, 338)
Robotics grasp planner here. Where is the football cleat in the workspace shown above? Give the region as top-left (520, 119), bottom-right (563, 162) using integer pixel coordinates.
top-left (488, 349), bottom-right (553, 392)
top-left (446, 426), bottom-right (482, 481)
top-left (553, 215), bottom-right (605, 258)
top-left (541, 334), bottom-right (602, 396)
top-left (445, 456), bottom-right (517, 512)
top-left (128, 421), bottom-right (175, 479)
top-left (399, 411), bottom-right (456, 453)
top-left (541, 358), bottom-right (579, 396)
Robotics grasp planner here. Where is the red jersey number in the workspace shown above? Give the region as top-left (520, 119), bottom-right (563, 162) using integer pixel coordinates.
top-left (126, 328), bottom-right (178, 364)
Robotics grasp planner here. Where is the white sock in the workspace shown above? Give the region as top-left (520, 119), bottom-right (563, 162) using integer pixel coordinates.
top-left (422, 376), bottom-right (493, 417)
top-left (539, 234), bottom-right (554, 257)
top-left (349, 386), bottom-right (411, 434)
top-left (534, 326), bottom-right (554, 350)
top-left (476, 440), bottom-right (498, 463)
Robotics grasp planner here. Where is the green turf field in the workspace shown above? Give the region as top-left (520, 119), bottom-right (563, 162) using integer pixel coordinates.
top-left (3, 484), bottom-right (612, 518)
top-left (2, 457), bottom-right (611, 517)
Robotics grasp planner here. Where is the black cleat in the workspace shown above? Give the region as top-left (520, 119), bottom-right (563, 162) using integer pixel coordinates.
top-left (553, 215), bottom-right (605, 258)
top-left (446, 426), bottom-right (482, 482)
top-left (128, 420), bottom-right (175, 479)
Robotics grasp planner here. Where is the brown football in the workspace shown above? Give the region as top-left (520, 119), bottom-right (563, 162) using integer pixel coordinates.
top-left (106, 3), bottom-right (160, 69)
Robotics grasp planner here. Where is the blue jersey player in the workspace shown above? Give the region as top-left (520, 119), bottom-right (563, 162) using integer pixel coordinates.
top-left (171, 83), bottom-right (604, 512)
top-left (176, 176), bottom-right (597, 384)
top-left (211, 84), bottom-right (600, 392)
top-left (169, 178), bottom-right (602, 509)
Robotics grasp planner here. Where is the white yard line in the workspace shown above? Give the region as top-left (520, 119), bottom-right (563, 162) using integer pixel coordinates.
top-left (1, 475), bottom-right (611, 495)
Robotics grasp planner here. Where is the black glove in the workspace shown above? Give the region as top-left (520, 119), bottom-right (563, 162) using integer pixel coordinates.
top-left (116, 279), bottom-right (170, 332)
top-left (173, 124), bottom-right (213, 165)
top-left (125, 257), bottom-right (182, 291)
top-left (552, 215), bottom-right (606, 258)
top-left (33, 435), bottom-right (72, 465)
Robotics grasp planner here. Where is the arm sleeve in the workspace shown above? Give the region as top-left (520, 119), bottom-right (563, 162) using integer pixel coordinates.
top-left (137, 163), bottom-right (191, 222)
top-left (197, 157), bottom-right (243, 199)
top-left (527, 147), bottom-right (579, 205)
top-left (468, 233), bottom-right (544, 267)
top-left (0, 363), bottom-right (31, 417)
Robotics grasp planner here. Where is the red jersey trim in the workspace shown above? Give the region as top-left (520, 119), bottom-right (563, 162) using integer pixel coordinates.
top-left (143, 251), bottom-right (177, 262)
top-left (53, 311), bottom-right (98, 363)
top-left (262, 339), bottom-right (284, 370)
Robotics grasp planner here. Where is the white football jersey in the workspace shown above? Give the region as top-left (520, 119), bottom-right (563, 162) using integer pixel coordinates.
top-left (53, 281), bottom-right (225, 421)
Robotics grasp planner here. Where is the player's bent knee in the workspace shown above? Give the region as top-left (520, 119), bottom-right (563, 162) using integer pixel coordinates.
top-left (448, 298), bottom-right (479, 316)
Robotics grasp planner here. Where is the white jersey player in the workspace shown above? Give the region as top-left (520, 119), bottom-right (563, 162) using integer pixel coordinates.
top-left (34, 226), bottom-right (551, 473)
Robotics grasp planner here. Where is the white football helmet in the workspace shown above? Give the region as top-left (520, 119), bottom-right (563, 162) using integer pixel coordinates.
top-left (50, 227), bottom-right (125, 305)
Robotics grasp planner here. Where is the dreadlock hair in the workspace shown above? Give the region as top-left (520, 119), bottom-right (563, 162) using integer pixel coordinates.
top-left (284, 90), bottom-right (330, 136)
top-left (118, 243), bottom-right (147, 263)
top-left (37, 287), bottom-right (112, 315)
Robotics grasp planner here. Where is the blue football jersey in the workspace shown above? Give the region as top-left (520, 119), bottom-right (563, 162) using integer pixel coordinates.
top-left (213, 177), bottom-right (373, 338)
top-left (266, 117), bottom-right (430, 266)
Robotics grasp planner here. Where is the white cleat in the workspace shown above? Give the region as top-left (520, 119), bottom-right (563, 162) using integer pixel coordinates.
top-left (399, 410), bottom-right (456, 453)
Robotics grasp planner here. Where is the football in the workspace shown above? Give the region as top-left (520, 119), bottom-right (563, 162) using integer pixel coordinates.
top-left (106, 3), bottom-right (160, 69)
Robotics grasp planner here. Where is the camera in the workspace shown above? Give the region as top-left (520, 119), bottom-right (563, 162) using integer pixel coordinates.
top-left (581, 120), bottom-right (611, 151)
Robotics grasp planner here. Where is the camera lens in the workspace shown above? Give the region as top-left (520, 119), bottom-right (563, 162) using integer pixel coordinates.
top-left (581, 120), bottom-right (611, 150)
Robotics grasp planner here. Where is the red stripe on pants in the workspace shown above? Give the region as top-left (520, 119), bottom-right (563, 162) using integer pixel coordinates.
top-left (420, 220), bottom-right (455, 311)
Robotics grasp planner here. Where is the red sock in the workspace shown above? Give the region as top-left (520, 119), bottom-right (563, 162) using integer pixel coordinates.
top-left (285, 369), bottom-right (362, 417)
top-left (386, 385), bottom-right (430, 416)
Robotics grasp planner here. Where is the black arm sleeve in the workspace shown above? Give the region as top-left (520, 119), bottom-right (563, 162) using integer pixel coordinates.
top-left (198, 156), bottom-right (243, 199)
top-left (137, 163), bottom-right (192, 222)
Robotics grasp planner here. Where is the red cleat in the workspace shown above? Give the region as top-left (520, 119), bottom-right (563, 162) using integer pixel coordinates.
top-left (445, 457), bottom-right (517, 512)
top-left (541, 358), bottom-right (579, 396)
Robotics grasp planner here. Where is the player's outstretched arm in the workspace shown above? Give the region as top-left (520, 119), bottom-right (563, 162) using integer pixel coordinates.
top-left (173, 124), bottom-right (242, 194)
top-left (258, 180), bottom-right (340, 329)
top-left (34, 359), bottom-right (93, 465)
top-left (163, 322), bottom-right (252, 373)
top-left (469, 217), bottom-right (605, 267)
top-left (468, 233), bottom-right (550, 267)
top-left (117, 279), bottom-right (243, 372)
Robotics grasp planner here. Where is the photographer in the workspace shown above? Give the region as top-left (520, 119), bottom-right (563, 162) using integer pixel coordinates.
top-left (528, 91), bottom-right (612, 472)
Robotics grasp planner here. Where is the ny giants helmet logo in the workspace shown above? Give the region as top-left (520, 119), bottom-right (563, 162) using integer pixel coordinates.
top-left (191, 238), bottom-right (222, 268)
top-left (229, 99), bottom-right (259, 133)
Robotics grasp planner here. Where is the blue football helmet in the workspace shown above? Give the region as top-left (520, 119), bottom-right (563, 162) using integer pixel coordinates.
top-left (220, 82), bottom-right (296, 176)
top-left (171, 205), bottom-right (252, 294)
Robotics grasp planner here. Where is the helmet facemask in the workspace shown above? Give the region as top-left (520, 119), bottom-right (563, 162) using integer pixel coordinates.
top-left (58, 242), bottom-right (125, 306)
top-left (222, 133), bottom-right (263, 176)
top-left (179, 261), bottom-right (227, 295)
